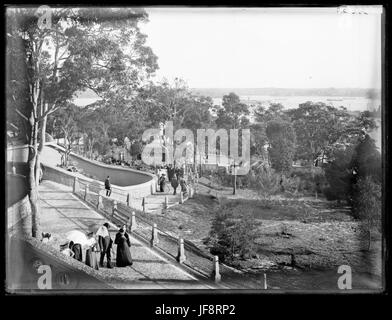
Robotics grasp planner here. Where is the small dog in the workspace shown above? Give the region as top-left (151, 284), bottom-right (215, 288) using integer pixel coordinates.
top-left (41, 232), bottom-right (52, 243)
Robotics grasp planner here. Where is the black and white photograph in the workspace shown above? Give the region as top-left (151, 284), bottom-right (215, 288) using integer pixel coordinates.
top-left (5, 5), bottom-right (385, 294)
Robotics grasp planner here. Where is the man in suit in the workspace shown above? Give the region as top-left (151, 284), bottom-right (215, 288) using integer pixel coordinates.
top-left (105, 176), bottom-right (112, 197)
top-left (97, 222), bottom-right (113, 268)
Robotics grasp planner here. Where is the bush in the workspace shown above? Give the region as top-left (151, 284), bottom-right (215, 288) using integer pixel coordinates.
top-left (249, 166), bottom-right (281, 198)
top-left (205, 203), bottom-right (259, 262)
top-left (289, 166), bottom-right (327, 195)
top-left (352, 176), bottom-right (381, 250)
top-left (266, 119), bottom-right (296, 173)
top-left (322, 147), bottom-right (354, 201)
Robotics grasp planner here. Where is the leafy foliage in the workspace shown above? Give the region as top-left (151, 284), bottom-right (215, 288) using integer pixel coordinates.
top-left (286, 102), bottom-right (352, 164)
top-left (215, 92), bottom-right (249, 130)
top-left (266, 119), bottom-right (296, 172)
top-left (206, 203), bottom-right (259, 262)
top-left (352, 176), bottom-right (381, 249)
top-left (351, 134), bottom-right (381, 183)
top-left (323, 146), bottom-right (355, 201)
top-left (254, 103), bottom-right (289, 123)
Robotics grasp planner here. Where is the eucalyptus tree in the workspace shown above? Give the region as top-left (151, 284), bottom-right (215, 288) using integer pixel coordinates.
top-left (6, 7), bottom-right (158, 237)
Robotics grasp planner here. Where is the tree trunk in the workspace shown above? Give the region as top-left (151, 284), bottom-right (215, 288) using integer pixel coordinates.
top-left (367, 219), bottom-right (372, 251)
top-left (36, 113), bottom-right (47, 184)
top-left (63, 131), bottom-right (69, 166)
top-left (28, 118), bottom-right (40, 238)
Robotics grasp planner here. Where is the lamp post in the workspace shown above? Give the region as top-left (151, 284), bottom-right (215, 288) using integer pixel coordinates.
top-left (233, 159), bottom-right (237, 195)
top-left (228, 157), bottom-right (237, 195)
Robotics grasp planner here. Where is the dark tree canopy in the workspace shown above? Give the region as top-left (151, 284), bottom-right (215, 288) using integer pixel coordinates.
top-left (266, 119), bottom-right (296, 173)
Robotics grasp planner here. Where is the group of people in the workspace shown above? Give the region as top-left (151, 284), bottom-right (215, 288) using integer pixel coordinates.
top-left (60, 222), bottom-right (133, 270)
top-left (158, 165), bottom-right (190, 196)
top-left (104, 164), bottom-right (198, 199)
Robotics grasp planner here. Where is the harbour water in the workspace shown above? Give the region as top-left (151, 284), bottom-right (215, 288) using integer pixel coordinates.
top-left (212, 95), bottom-right (381, 112)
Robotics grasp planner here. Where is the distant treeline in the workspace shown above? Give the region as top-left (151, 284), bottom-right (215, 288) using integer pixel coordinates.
top-left (191, 88), bottom-right (381, 99)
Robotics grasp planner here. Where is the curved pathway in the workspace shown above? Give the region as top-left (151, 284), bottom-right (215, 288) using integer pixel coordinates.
top-left (38, 180), bottom-right (213, 289)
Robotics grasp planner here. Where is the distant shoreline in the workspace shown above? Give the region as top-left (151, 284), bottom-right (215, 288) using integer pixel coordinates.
top-left (190, 88), bottom-right (381, 99)
top-left (75, 87), bottom-right (381, 100)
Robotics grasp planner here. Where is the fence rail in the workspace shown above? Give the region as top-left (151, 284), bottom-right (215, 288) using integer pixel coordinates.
top-left (71, 175), bottom-right (223, 281)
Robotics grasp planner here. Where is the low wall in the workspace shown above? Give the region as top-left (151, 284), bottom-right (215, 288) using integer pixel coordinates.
top-left (69, 153), bottom-right (153, 186)
top-left (7, 173), bottom-right (28, 206)
top-left (7, 173), bottom-right (31, 235)
top-left (8, 192), bottom-right (31, 236)
top-left (6, 162), bottom-right (29, 176)
top-left (41, 164), bottom-right (78, 188)
top-left (8, 143), bottom-right (156, 189)
top-left (45, 144), bottom-right (155, 190)
top-left (42, 163), bottom-right (155, 201)
top-left (7, 144), bottom-right (29, 163)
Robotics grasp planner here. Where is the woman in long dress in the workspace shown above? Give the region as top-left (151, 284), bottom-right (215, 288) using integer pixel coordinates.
top-left (115, 227), bottom-right (133, 267)
top-left (85, 232), bottom-right (99, 270)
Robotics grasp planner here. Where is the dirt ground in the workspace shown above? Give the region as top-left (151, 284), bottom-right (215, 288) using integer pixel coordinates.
top-left (140, 181), bottom-right (383, 278)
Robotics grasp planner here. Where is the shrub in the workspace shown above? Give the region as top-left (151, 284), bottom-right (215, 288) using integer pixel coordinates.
top-left (266, 119), bottom-right (296, 173)
top-left (322, 147), bottom-right (354, 201)
top-left (289, 166), bottom-right (326, 195)
top-left (205, 203), bottom-right (259, 262)
top-left (352, 176), bottom-right (381, 250)
top-left (249, 166), bottom-right (281, 198)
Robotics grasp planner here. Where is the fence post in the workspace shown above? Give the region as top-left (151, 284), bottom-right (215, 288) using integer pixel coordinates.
top-left (176, 238), bottom-right (186, 263)
top-left (150, 223), bottom-right (159, 247)
top-left (73, 177), bottom-right (78, 194)
top-left (189, 187), bottom-right (194, 199)
top-left (84, 184), bottom-right (89, 201)
top-left (126, 193), bottom-right (131, 207)
top-left (142, 197), bottom-right (146, 213)
top-left (164, 196), bottom-right (168, 209)
top-left (180, 191), bottom-right (184, 204)
top-left (264, 273), bottom-right (268, 290)
top-left (151, 182), bottom-right (155, 195)
top-left (130, 211), bottom-right (137, 231)
top-left (112, 200), bottom-right (117, 217)
top-left (97, 194), bottom-right (103, 210)
top-left (212, 255), bottom-right (221, 282)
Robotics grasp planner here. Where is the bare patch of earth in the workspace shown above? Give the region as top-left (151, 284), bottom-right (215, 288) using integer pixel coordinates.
top-left (138, 182), bottom-right (382, 278)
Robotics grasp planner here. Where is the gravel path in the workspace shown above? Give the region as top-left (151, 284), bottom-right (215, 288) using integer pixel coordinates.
top-left (38, 180), bottom-right (212, 289)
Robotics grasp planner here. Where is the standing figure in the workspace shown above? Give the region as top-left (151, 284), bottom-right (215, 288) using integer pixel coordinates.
top-left (97, 223), bottom-right (113, 268)
top-left (85, 232), bottom-right (99, 270)
top-left (69, 241), bottom-right (83, 262)
top-left (115, 225), bottom-right (133, 267)
top-left (171, 174), bottom-right (179, 195)
top-left (167, 164), bottom-right (174, 182)
top-left (159, 174), bottom-right (166, 192)
top-left (105, 176), bottom-right (112, 197)
top-left (179, 176), bottom-right (189, 198)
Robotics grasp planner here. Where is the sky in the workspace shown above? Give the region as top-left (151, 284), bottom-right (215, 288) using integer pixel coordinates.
top-left (140, 7), bottom-right (382, 89)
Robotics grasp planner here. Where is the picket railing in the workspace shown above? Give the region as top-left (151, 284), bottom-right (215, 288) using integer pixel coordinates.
top-left (72, 176), bottom-right (223, 282)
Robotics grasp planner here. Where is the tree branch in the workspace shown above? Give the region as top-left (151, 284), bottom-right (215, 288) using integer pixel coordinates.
top-left (14, 108), bottom-right (29, 122)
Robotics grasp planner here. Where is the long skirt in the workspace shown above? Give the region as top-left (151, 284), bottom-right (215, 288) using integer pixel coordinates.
top-left (85, 249), bottom-right (99, 270)
top-left (72, 244), bottom-right (83, 262)
top-left (116, 240), bottom-right (133, 267)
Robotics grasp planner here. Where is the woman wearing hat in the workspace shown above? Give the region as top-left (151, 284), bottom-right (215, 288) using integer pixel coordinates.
top-left (159, 173), bottom-right (166, 193)
top-left (114, 225), bottom-right (133, 267)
